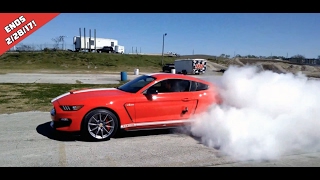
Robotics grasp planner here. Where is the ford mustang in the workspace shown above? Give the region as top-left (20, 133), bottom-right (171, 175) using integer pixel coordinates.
top-left (50, 73), bottom-right (221, 141)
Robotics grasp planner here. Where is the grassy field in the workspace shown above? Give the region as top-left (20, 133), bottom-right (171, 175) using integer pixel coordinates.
top-left (0, 51), bottom-right (176, 73)
top-left (0, 51), bottom-right (226, 73)
top-left (0, 83), bottom-right (126, 114)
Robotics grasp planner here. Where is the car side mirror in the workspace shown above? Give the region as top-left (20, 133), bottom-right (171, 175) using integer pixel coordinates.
top-left (146, 88), bottom-right (158, 95)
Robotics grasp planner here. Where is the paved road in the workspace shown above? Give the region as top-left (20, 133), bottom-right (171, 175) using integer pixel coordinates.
top-left (0, 72), bottom-right (223, 84)
top-left (0, 73), bottom-right (138, 84)
top-left (0, 112), bottom-right (228, 167)
top-left (1, 111), bottom-right (320, 167)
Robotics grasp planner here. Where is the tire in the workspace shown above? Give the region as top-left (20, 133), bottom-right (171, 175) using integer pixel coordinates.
top-left (81, 109), bottom-right (119, 141)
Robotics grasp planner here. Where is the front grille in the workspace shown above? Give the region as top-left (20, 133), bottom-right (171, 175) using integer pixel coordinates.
top-left (61, 106), bottom-right (71, 111)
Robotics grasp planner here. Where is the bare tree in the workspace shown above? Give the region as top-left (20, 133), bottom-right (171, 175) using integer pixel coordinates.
top-left (291, 54), bottom-right (305, 59)
top-left (52, 37), bottom-right (61, 49)
top-left (51, 36), bottom-right (66, 50)
top-left (37, 44), bottom-right (43, 51)
top-left (16, 43), bottom-right (34, 51)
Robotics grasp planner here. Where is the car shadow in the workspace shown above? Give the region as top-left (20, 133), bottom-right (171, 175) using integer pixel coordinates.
top-left (36, 122), bottom-right (81, 141)
top-left (114, 128), bottom-right (176, 139)
top-left (36, 121), bottom-right (186, 142)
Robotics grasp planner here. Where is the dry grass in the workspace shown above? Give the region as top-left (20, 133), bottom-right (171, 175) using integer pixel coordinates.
top-left (0, 85), bottom-right (32, 114)
top-left (0, 83), bottom-right (122, 114)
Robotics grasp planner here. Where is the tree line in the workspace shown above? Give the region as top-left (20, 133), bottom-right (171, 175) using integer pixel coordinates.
top-left (219, 54), bottom-right (319, 60)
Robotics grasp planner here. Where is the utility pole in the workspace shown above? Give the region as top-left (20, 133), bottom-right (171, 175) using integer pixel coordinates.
top-left (161, 33), bottom-right (167, 66)
top-left (84, 28), bottom-right (86, 50)
top-left (94, 29), bottom-right (96, 51)
top-left (89, 29), bottom-right (91, 52)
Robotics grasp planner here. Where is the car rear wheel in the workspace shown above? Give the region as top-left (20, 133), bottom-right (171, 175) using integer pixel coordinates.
top-left (81, 109), bottom-right (119, 141)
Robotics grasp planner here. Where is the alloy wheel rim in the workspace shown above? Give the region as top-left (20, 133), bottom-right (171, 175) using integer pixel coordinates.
top-left (88, 113), bottom-right (115, 139)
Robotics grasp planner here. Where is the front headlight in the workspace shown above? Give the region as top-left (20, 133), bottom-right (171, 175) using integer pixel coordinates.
top-left (60, 105), bottom-right (83, 111)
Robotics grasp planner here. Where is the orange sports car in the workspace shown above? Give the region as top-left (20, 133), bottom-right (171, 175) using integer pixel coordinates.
top-left (50, 73), bottom-right (221, 141)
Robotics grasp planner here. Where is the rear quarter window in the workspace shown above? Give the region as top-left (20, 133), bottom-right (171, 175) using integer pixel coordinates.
top-left (190, 81), bottom-right (209, 91)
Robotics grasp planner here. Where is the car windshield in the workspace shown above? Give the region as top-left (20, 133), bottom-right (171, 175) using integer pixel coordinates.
top-left (117, 75), bottom-right (156, 93)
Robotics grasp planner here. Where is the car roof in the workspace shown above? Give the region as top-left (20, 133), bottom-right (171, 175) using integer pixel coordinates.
top-left (145, 73), bottom-right (209, 83)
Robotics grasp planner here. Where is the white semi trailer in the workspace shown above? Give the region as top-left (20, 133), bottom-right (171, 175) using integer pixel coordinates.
top-left (73, 36), bottom-right (118, 52)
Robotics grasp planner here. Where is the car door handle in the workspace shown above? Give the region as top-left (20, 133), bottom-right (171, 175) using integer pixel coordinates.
top-left (182, 98), bottom-right (189, 102)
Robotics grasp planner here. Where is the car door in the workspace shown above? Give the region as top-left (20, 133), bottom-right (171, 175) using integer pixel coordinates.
top-left (133, 79), bottom-right (198, 123)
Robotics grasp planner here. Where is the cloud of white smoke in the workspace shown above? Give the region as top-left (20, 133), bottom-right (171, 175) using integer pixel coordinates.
top-left (190, 65), bottom-right (320, 161)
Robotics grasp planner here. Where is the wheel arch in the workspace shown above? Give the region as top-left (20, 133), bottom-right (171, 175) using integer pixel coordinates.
top-left (81, 106), bottom-right (121, 131)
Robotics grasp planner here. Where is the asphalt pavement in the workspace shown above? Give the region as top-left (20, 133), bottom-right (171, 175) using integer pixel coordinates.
top-left (1, 111), bottom-right (320, 167)
top-left (0, 72), bottom-right (222, 84)
top-left (0, 73), bottom-right (136, 84)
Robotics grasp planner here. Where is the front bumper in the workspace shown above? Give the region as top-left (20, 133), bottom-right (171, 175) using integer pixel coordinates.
top-left (50, 119), bottom-right (72, 129)
top-left (50, 108), bottom-right (72, 129)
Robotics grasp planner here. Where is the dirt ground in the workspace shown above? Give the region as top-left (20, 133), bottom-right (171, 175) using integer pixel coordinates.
top-left (181, 55), bottom-right (320, 78)
top-left (209, 58), bottom-right (320, 79)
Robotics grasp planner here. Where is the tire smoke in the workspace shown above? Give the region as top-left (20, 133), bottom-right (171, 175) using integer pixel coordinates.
top-left (190, 65), bottom-right (320, 161)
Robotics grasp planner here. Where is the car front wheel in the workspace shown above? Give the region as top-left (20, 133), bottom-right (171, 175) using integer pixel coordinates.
top-left (81, 109), bottom-right (119, 141)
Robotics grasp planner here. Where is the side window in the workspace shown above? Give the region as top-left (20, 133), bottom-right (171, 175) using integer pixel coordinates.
top-left (178, 80), bottom-right (190, 92)
top-left (148, 79), bottom-right (190, 93)
top-left (190, 81), bottom-right (208, 91)
top-left (148, 81), bottom-right (165, 93)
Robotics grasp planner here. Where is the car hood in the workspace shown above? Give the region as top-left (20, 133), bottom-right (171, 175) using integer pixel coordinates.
top-left (51, 88), bottom-right (128, 103)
